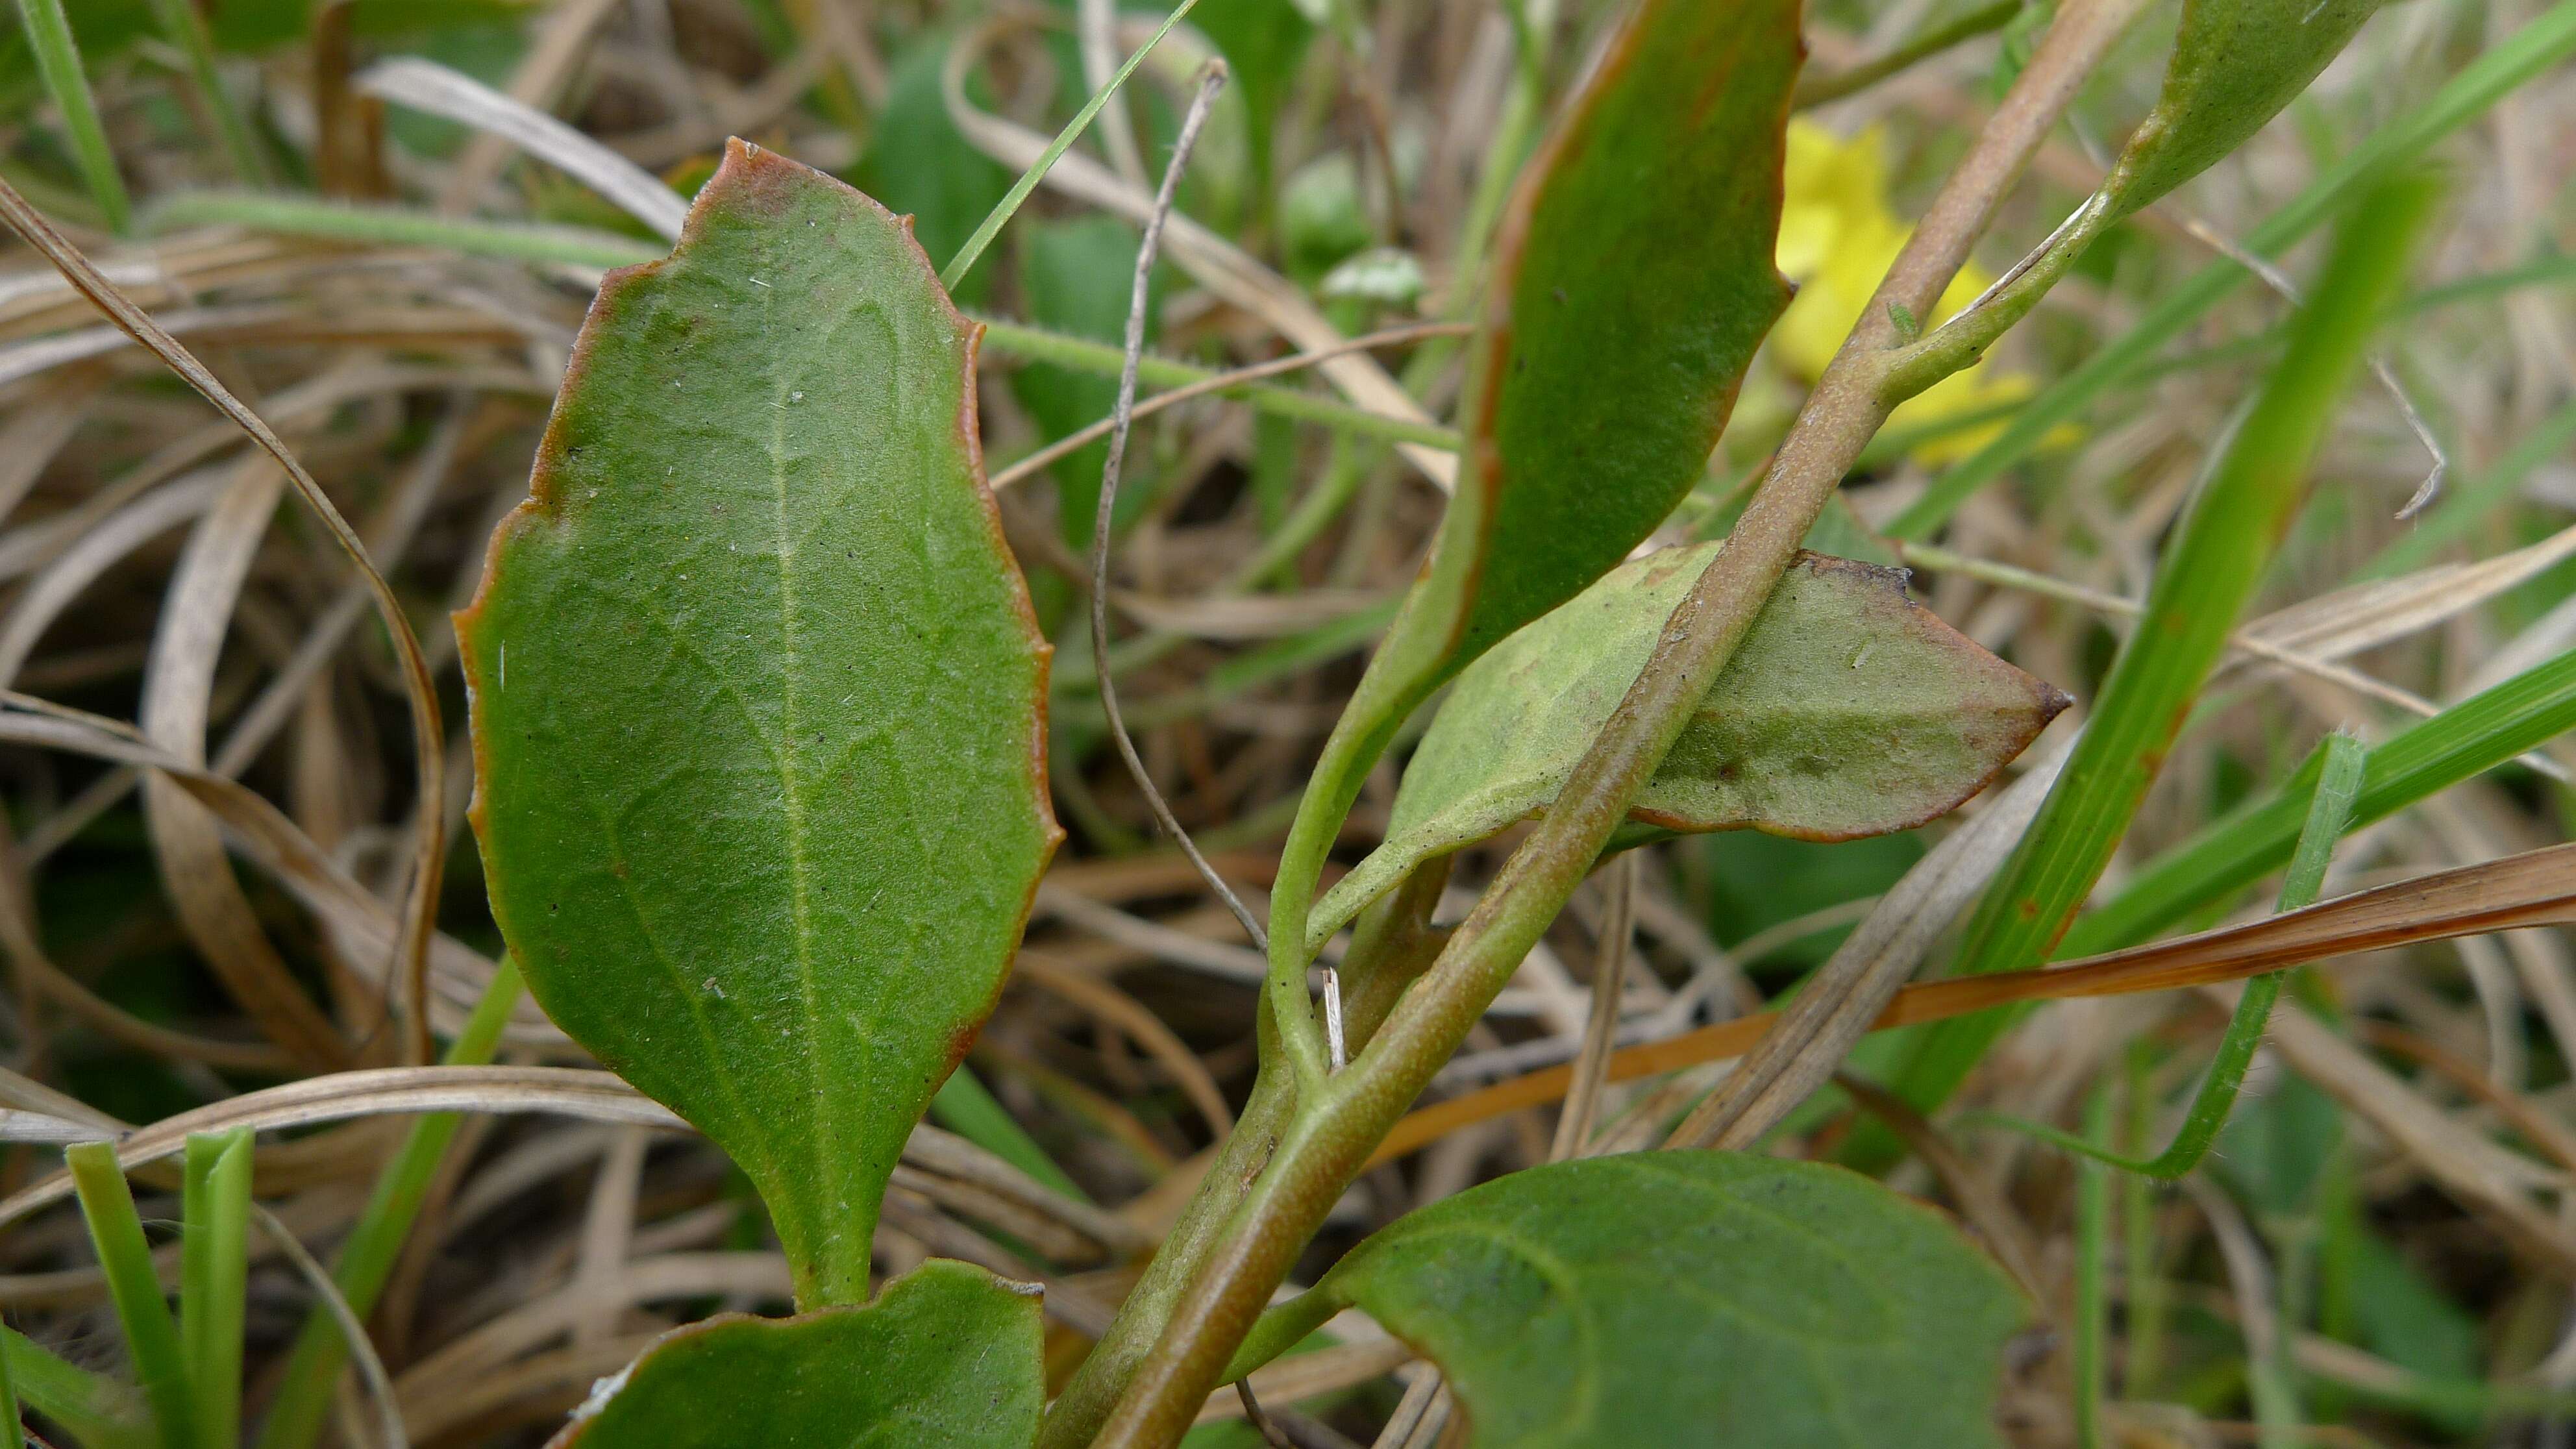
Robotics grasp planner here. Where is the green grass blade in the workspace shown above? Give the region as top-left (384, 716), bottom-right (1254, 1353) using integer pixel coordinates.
top-left (178, 1131), bottom-right (251, 1449)
top-left (2072, 1085), bottom-right (2112, 1449)
top-left (66, 1144), bottom-right (192, 1449)
top-left (14, 0), bottom-right (132, 236)
top-left (1974, 733), bottom-right (2367, 1178)
top-left (2067, 644), bottom-right (2576, 958)
top-left (1863, 175), bottom-right (2440, 1158)
top-left (138, 195), bottom-right (1462, 455)
top-left (142, 0), bottom-right (269, 186)
top-left (1886, 0), bottom-right (2576, 541)
top-left (930, 1068), bottom-right (1090, 1204)
top-left (937, 0), bottom-right (1202, 292)
top-left (0, 1311), bottom-right (19, 1449)
top-left (254, 959), bottom-right (523, 1449)
top-left (148, 192), bottom-right (663, 270)
top-left (3, 1328), bottom-right (153, 1449)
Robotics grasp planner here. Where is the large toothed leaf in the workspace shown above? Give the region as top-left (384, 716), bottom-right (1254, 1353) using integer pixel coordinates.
top-left (1232, 1155), bottom-right (2025, 1448)
top-left (1309, 547), bottom-right (2066, 948)
top-left (458, 140), bottom-right (1059, 1311)
top-left (2102, 0), bottom-right (2386, 220)
top-left (1333, 0), bottom-right (1799, 754)
top-left (551, 1260), bottom-right (1044, 1449)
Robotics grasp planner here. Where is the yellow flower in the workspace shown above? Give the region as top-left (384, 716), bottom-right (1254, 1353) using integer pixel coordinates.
top-left (1773, 119), bottom-right (2036, 465)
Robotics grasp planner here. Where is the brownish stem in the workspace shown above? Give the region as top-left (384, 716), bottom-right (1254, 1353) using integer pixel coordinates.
top-left (1085, 3), bottom-right (2153, 1443)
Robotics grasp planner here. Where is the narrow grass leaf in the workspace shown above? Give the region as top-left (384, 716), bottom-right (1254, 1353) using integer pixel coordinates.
top-left (2066, 644), bottom-right (2576, 958)
top-left (1870, 175), bottom-right (2440, 1146)
top-left (549, 1260), bottom-right (1043, 1449)
top-left (1978, 732), bottom-right (2366, 1177)
top-left (1229, 1155), bottom-right (2023, 1448)
top-left (14, 0), bottom-right (130, 234)
top-left (937, 0), bottom-right (1202, 291)
top-left (67, 1143), bottom-right (192, 1449)
top-left (459, 141), bottom-right (1060, 1310)
top-left (177, 1130), bottom-right (250, 1449)
top-left (2, 1327), bottom-right (153, 1449)
top-left (254, 959), bottom-right (525, 1449)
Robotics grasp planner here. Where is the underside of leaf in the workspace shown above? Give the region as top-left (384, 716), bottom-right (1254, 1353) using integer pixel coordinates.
top-left (458, 140), bottom-right (1059, 1310)
top-left (1311, 547), bottom-right (2067, 949)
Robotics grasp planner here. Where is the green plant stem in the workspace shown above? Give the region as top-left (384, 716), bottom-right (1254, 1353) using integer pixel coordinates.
top-left (177, 1131), bottom-right (251, 1449)
top-left (1038, 874), bottom-right (1450, 1449)
top-left (2, 1327), bottom-right (153, 1449)
top-left (14, 0), bottom-right (130, 236)
top-left (2074, 1084), bottom-right (2112, 1449)
top-left (1887, 0), bottom-right (2576, 540)
top-left (254, 958), bottom-right (524, 1449)
top-left (1794, 1), bottom-right (2025, 108)
top-left (1863, 174), bottom-right (2440, 1164)
top-left (142, 0), bottom-right (269, 186)
top-left (1082, 6), bottom-right (2153, 1443)
top-left (938, 0), bottom-right (1202, 291)
top-left (1975, 732), bottom-right (2366, 1176)
top-left (67, 1144), bottom-right (191, 1449)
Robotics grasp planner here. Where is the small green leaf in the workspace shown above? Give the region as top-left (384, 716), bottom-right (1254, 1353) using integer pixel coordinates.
top-left (1309, 547), bottom-right (2066, 950)
top-left (2103, 0), bottom-right (2386, 221)
top-left (551, 1259), bottom-right (1044, 1449)
top-left (460, 141), bottom-right (1060, 1310)
top-left (1234, 1154), bottom-right (2024, 1448)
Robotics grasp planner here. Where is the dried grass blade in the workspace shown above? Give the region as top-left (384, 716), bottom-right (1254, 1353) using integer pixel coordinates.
top-left (0, 177), bottom-right (449, 1064)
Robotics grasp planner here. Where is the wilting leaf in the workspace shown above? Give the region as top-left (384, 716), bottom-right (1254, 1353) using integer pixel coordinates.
top-left (1310, 547), bottom-right (2066, 947)
top-left (459, 140), bottom-right (1059, 1309)
top-left (1233, 1154), bottom-right (2024, 1448)
top-left (552, 1259), bottom-right (1044, 1449)
top-left (2103, 0), bottom-right (2384, 219)
top-left (1333, 0), bottom-right (1799, 751)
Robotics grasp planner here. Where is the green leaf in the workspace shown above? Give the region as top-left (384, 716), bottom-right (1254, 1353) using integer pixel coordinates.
top-left (1385, 0), bottom-right (1798, 695)
top-left (550, 1259), bottom-right (1045, 1449)
top-left (2101, 0), bottom-right (2385, 221)
top-left (459, 141), bottom-right (1061, 1310)
top-left (1308, 547), bottom-right (2066, 951)
top-left (1233, 1154), bottom-right (2024, 1448)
